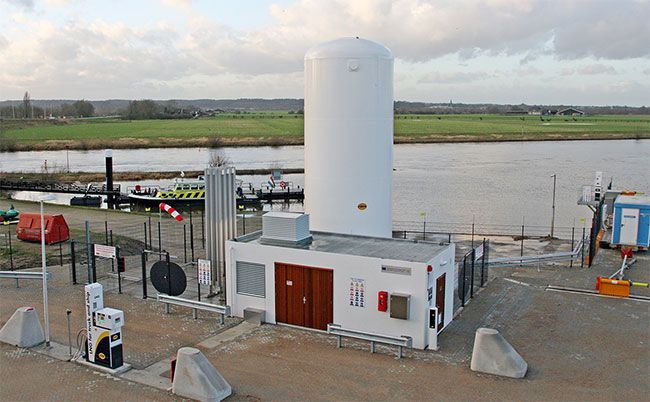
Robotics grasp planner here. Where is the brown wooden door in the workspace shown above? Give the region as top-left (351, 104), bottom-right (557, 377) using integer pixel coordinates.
top-left (435, 273), bottom-right (446, 331)
top-left (305, 268), bottom-right (333, 330)
top-left (275, 263), bottom-right (305, 327)
top-left (275, 263), bottom-right (333, 331)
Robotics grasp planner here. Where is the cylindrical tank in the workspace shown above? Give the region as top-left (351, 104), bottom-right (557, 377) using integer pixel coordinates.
top-left (304, 37), bottom-right (393, 238)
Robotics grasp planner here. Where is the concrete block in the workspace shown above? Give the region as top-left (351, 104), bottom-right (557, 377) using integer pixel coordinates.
top-left (243, 307), bottom-right (265, 326)
top-left (470, 328), bottom-right (527, 378)
top-left (0, 307), bottom-right (45, 348)
top-left (172, 347), bottom-right (231, 402)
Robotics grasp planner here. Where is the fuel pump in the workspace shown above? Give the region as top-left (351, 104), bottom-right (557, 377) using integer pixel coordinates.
top-left (85, 283), bottom-right (124, 369)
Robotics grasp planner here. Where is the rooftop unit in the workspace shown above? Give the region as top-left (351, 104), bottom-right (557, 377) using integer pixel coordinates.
top-left (260, 212), bottom-right (312, 246)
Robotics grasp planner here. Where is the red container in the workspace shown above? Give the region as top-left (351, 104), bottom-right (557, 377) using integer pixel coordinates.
top-left (16, 213), bottom-right (70, 244)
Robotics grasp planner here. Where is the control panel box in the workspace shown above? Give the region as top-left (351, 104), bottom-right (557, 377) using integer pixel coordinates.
top-left (390, 293), bottom-right (410, 320)
top-left (94, 307), bottom-right (124, 330)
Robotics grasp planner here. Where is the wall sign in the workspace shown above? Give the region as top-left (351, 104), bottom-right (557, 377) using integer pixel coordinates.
top-left (381, 265), bottom-right (412, 276)
top-left (349, 278), bottom-right (365, 308)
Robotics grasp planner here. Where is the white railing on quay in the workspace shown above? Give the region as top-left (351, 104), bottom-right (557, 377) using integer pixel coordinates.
top-left (157, 293), bottom-right (230, 323)
top-left (327, 323), bottom-right (413, 359)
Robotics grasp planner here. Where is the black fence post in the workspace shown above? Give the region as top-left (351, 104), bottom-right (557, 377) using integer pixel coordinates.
top-left (116, 247), bottom-right (122, 294)
top-left (166, 252), bottom-right (171, 295)
top-left (143, 222), bottom-right (148, 251)
top-left (470, 249), bottom-right (475, 298)
top-left (70, 240), bottom-right (77, 284)
top-left (148, 215), bottom-right (152, 250)
top-left (158, 221), bottom-right (162, 260)
top-left (460, 257), bottom-right (466, 307)
top-left (190, 222), bottom-right (195, 263)
top-left (141, 251), bottom-right (148, 299)
top-left (481, 238), bottom-right (487, 287)
top-left (7, 224), bottom-right (14, 271)
top-left (58, 226), bottom-right (63, 266)
top-left (201, 210), bottom-right (205, 247)
top-left (91, 250), bottom-right (97, 283)
top-left (105, 221), bottom-right (109, 245)
top-left (183, 225), bottom-right (188, 263)
top-left (520, 224), bottom-right (525, 258)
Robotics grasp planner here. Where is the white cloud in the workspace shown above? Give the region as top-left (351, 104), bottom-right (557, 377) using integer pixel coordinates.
top-left (159, 0), bottom-right (192, 10)
top-left (561, 67), bottom-right (575, 76)
top-left (577, 64), bottom-right (616, 75)
top-left (419, 71), bottom-right (490, 84)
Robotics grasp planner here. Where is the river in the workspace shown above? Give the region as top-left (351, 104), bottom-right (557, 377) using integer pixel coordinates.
top-left (2, 140), bottom-right (649, 230)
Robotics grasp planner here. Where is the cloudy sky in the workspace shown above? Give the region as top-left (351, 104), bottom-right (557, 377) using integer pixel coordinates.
top-left (1, 0), bottom-right (648, 106)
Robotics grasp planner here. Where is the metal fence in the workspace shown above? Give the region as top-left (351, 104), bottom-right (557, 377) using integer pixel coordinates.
top-left (457, 239), bottom-right (490, 308)
top-left (392, 220), bottom-right (584, 241)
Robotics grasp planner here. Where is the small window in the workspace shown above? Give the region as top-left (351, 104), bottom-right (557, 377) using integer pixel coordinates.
top-left (236, 261), bottom-right (265, 298)
top-left (182, 184), bottom-right (190, 190)
top-left (199, 184), bottom-right (205, 190)
top-left (190, 184), bottom-right (198, 190)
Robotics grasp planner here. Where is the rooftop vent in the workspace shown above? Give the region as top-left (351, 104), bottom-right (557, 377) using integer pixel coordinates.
top-left (261, 212), bottom-right (312, 246)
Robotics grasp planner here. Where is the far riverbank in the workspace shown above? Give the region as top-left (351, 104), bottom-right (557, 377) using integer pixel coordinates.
top-left (1, 132), bottom-right (648, 152)
top-left (1, 113), bottom-right (647, 152)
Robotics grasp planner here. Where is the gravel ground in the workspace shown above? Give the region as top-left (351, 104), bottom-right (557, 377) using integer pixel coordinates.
top-left (1, 200), bottom-right (648, 400)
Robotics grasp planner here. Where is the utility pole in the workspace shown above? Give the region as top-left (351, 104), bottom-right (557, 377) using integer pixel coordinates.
top-left (550, 174), bottom-right (557, 238)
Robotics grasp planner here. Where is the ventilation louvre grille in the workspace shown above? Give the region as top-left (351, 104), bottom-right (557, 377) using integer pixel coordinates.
top-left (236, 261), bottom-right (265, 298)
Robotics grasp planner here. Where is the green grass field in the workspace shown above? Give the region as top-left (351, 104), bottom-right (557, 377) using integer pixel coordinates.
top-left (1, 112), bottom-right (648, 151)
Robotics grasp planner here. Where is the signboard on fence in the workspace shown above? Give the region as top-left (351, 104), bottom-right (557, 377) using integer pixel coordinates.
top-left (94, 244), bottom-right (116, 259)
top-left (198, 259), bottom-right (212, 285)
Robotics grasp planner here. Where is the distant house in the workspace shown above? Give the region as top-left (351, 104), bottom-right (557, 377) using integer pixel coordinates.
top-left (557, 108), bottom-right (585, 116)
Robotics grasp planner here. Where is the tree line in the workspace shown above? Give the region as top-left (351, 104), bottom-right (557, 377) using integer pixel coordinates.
top-left (0, 92), bottom-right (95, 118)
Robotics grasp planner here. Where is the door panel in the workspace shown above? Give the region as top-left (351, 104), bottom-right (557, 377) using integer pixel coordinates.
top-left (620, 208), bottom-right (639, 245)
top-left (435, 273), bottom-right (446, 331)
top-left (285, 265), bottom-right (305, 327)
top-left (308, 269), bottom-right (333, 331)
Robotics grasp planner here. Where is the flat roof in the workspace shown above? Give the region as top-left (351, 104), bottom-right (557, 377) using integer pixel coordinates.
top-left (615, 194), bottom-right (650, 206)
top-left (234, 231), bottom-right (451, 263)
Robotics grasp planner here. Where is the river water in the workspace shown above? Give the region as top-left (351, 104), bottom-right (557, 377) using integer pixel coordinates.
top-left (2, 140), bottom-right (648, 230)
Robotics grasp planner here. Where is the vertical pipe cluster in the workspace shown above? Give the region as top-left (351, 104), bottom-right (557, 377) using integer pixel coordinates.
top-left (204, 167), bottom-right (236, 298)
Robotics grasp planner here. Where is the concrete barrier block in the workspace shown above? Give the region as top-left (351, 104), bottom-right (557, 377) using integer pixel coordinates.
top-left (470, 328), bottom-right (527, 378)
top-left (243, 307), bottom-right (265, 326)
top-left (172, 347), bottom-right (231, 402)
top-left (0, 307), bottom-right (45, 348)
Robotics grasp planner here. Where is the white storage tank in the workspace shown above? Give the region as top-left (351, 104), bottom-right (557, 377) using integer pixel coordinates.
top-left (304, 37), bottom-right (394, 238)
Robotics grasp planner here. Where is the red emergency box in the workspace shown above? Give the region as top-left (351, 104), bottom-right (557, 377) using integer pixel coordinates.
top-left (16, 213), bottom-right (70, 244)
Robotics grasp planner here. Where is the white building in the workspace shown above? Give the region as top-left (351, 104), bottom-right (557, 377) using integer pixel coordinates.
top-left (225, 212), bottom-right (455, 350)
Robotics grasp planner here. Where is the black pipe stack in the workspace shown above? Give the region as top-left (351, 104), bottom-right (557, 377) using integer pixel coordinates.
top-left (106, 150), bottom-right (114, 209)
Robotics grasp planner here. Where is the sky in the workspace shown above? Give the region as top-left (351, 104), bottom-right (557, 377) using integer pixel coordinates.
top-left (0, 0), bottom-right (648, 106)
